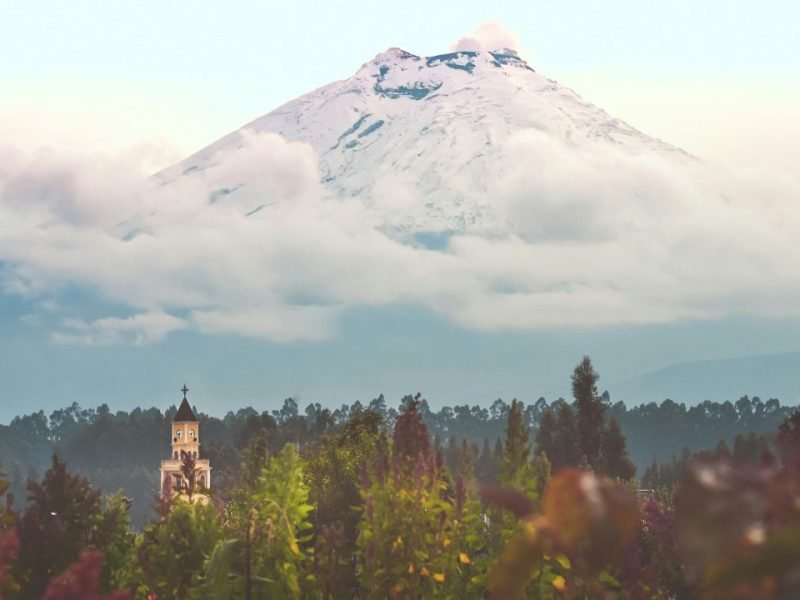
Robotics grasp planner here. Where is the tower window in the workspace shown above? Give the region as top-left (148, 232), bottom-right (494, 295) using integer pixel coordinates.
top-left (189, 429), bottom-right (195, 438)
top-left (176, 430), bottom-right (182, 439)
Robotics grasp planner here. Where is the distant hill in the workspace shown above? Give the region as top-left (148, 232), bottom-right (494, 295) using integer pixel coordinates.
top-left (612, 352), bottom-right (800, 405)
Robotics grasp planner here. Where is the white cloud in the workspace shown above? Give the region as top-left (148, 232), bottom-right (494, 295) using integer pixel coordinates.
top-left (0, 147), bottom-right (146, 226)
top-left (451, 21), bottom-right (523, 54)
top-left (52, 312), bottom-right (187, 346)
top-left (195, 130), bottom-right (321, 208)
top-left (1, 128), bottom-right (799, 345)
top-left (192, 305), bottom-right (340, 343)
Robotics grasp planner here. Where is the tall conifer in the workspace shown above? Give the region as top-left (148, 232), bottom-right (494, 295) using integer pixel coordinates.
top-left (502, 400), bottom-right (531, 481)
top-left (572, 356), bottom-right (606, 471)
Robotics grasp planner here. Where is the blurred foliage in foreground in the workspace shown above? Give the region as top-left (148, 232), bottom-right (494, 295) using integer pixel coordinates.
top-left (1, 356), bottom-right (800, 598)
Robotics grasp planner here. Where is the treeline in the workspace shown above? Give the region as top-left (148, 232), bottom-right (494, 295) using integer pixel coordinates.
top-left (2, 357), bottom-right (800, 598)
top-left (641, 430), bottom-right (774, 494)
top-left (0, 363), bottom-right (794, 527)
top-left (611, 394), bottom-right (791, 468)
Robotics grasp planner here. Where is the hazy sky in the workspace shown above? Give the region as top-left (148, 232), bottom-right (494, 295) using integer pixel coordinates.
top-left (3, 0), bottom-right (799, 173)
top-left (1, 1), bottom-right (799, 419)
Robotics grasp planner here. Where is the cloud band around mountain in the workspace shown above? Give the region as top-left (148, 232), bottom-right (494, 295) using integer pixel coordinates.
top-left (1, 129), bottom-right (798, 345)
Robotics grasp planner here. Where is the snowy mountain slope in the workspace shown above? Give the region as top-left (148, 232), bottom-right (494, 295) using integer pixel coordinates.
top-left (158, 46), bottom-right (691, 233)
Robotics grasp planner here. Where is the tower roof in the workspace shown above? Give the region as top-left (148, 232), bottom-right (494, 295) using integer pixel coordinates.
top-left (174, 398), bottom-right (197, 422)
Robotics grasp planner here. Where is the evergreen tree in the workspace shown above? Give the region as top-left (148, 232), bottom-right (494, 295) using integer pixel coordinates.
top-left (445, 437), bottom-right (460, 473)
top-left (393, 397), bottom-right (432, 469)
top-left (534, 409), bottom-right (558, 467)
top-left (502, 399), bottom-right (531, 482)
top-left (572, 356), bottom-right (606, 471)
top-left (13, 455), bottom-right (103, 599)
top-left (492, 438), bottom-right (504, 479)
top-left (642, 457), bottom-right (660, 489)
top-left (476, 438), bottom-right (495, 483)
top-left (531, 452), bottom-right (552, 493)
top-left (433, 433), bottom-right (444, 461)
top-left (603, 418), bottom-right (636, 480)
top-left (554, 403), bottom-right (582, 470)
top-left (458, 438), bottom-right (476, 479)
top-left (732, 432), bottom-right (769, 465)
top-left (240, 431), bottom-right (270, 489)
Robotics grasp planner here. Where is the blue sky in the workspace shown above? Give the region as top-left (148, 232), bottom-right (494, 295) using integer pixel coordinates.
top-left (6, 0), bottom-right (799, 79)
top-left (1, 1), bottom-right (799, 421)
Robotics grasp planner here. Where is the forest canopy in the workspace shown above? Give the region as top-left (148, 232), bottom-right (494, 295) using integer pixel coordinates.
top-left (0, 357), bottom-right (798, 598)
top-left (0, 382), bottom-right (790, 528)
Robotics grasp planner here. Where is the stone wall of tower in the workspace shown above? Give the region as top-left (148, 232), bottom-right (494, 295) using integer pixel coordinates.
top-left (170, 420), bottom-right (201, 460)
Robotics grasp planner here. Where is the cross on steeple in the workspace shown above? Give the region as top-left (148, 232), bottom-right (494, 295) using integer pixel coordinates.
top-left (181, 384), bottom-right (189, 400)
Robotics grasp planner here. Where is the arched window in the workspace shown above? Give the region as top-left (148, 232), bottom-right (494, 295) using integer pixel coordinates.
top-left (176, 430), bottom-right (182, 439)
top-left (173, 451), bottom-right (178, 460)
top-left (199, 474), bottom-right (206, 487)
top-left (189, 429), bottom-right (195, 438)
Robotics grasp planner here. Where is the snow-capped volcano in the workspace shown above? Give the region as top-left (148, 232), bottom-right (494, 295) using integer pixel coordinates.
top-left (160, 46), bottom-right (690, 233)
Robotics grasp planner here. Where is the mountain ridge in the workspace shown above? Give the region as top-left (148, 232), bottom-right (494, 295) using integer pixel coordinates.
top-left (611, 351), bottom-right (800, 406)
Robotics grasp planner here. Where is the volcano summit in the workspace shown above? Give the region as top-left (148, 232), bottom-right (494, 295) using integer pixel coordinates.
top-left (159, 46), bottom-right (691, 234)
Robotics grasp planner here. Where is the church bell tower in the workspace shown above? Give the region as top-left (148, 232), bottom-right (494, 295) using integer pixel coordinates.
top-left (159, 385), bottom-right (212, 500)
